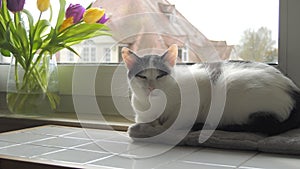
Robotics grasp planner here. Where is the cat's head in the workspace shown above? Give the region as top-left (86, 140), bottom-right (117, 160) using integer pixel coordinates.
top-left (122, 44), bottom-right (178, 98)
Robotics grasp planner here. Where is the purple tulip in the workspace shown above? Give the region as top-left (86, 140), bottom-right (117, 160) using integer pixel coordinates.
top-left (97, 13), bottom-right (109, 24)
top-left (66, 4), bottom-right (85, 24)
top-left (0, 0), bottom-right (2, 9)
top-left (7, 0), bottom-right (25, 12)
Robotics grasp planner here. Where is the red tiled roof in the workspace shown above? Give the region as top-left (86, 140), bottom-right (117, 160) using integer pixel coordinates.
top-left (94, 0), bottom-right (232, 61)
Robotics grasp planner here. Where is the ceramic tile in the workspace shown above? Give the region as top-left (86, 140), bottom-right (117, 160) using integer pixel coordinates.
top-left (0, 132), bottom-right (52, 143)
top-left (23, 125), bottom-right (83, 136)
top-left (61, 132), bottom-right (92, 140)
top-left (86, 140), bottom-right (146, 154)
top-left (90, 146), bottom-right (198, 169)
top-left (156, 161), bottom-right (237, 169)
top-left (3, 125), bottom-right (300, 169)
top-left (63, 129), bottom-right (119, 140)
top-left (31, 137), bottom-right (92, 148)
top-left (180, 148), bottom-right (256, 167)
top-left (240, 153), bottom-right (300, 169)
top-left (88, 155), bottom-right (138, 169)
top-left (123, 143), bottom-right (195, 158)
top-left (0, 144), bottom-right (60, 158)
top-left (37, 149), bottom-right (111, 164)
top-left (72, 142), bottom-right (110, 153)
top-left (0, 140), bottom-right (19, 148)
top-left (87, 164), bottom-right (124, 169)
top-left (102, 132), bottom-right (133, 143)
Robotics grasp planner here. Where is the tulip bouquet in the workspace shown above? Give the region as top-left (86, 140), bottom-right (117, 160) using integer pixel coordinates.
top-left (0, 0), bottom-right (110, 113)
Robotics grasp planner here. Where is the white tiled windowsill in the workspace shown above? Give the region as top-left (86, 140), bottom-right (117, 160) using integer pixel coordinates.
top-left (0, 125), bottom-right (299, 169)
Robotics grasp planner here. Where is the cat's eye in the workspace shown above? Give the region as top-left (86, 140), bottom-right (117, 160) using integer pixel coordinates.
top-left (136, 74), bottom-right (147, 80)
top-left (156, 72), bottom-right (168, 79)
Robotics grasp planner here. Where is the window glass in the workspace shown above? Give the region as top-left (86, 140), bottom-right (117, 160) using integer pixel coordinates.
top-left (168, 0), bottom-right (279, 63)
top-left (0, 0), bottom-right (279, 64)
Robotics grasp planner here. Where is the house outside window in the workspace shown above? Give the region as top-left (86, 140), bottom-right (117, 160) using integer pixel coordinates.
top-left (0, 0), bottom-right (279, 64)
top-left (91, 48), bottom-right (97, 62)
top-left (80, 40), bottom-right (97, 63)
top-left (67, 51), bottom-right (74, 62)
top-left (180, 47), bottom-right (189, 62)
top-left (103, 48), bottom-right (111, 62)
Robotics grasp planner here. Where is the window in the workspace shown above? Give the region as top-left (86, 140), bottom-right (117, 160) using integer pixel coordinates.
top-left (168, 0), bottom-right (279, 63)
top-left (79, 40), bottom-right (97, 63)
top-left (91, 48), bottom-right (97, 62)
top-left (158, 2), bottom-right (176, 23)
top-left (103, 48), bottom-right (111, 62)
top-left (67, 51), bottom-right (74, 62)
top-left (0, 0), bottom-right (279, 64)
top-left (178, 47), bottom-right (189, 62)
top-left (183, 49), bottom-right (188, 62)
top-left (2, 0), bottom-right (300, 117)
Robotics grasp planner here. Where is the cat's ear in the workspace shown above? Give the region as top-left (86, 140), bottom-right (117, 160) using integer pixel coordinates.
top-left (122, 47), bottom-right (139, 69)
top-left (162, 44), bottom-right (178, 67)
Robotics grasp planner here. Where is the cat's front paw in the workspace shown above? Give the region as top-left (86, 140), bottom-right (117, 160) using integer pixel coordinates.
top-left (128, 123), bottom-right (161, 139)
top-left (128, 123), bottom-right (150, 138)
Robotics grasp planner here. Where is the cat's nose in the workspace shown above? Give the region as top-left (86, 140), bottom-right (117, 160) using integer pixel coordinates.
top-left (148, 86), bottom-right (155, 91)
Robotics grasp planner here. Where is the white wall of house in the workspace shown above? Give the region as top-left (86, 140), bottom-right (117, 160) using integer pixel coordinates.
top-left (58, 36), bottom-right (118, 63)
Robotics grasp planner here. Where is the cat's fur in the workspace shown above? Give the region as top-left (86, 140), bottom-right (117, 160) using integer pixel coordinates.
top-left (122, 44), bottom-right (300, 137)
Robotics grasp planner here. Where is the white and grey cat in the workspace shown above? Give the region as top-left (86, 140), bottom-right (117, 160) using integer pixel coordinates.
top-left (122, 44), bottom-right (300, 138)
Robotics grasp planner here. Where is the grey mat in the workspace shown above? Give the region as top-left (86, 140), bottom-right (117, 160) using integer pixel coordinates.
top-left (180, 129), bottom-right (300, 155)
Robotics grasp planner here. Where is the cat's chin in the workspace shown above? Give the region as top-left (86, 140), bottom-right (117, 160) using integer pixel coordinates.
top-left (148, 89), bottom-right (161, 97)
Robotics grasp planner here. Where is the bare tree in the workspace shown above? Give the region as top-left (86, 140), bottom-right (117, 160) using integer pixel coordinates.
top-left (237, 27), bottom-right (278, 62)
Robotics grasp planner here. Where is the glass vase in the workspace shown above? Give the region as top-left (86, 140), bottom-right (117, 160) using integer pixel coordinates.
top-left (6, 55), bottom-right (60, 114)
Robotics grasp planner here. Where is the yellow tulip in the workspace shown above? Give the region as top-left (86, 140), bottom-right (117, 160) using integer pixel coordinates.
top-left (59, 17), bottom-right (74, 32)
top-left (37, 0), bottom-right (50, 12)
top-left (83, 8), bottom-right (105, 24)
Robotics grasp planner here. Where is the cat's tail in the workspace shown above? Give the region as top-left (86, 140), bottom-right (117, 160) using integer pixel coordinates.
top-left (273, 89), bottom-right (300, 135)
top-left (218, 89), bottom-right (300, 136)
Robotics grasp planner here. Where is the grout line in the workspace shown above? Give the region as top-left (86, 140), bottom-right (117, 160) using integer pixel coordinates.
top-left (26, 136), bottom-right (58, 144)
top-left (85, 164), bottom-right (124, 169)
top-left (70, 141), bottom-right (96, 149)
top-left (83, 154), bottom-right (115, 165)
top-left (29, 148), bottom-right (68, 159)
top-left (58, 129), bottom-right (86, 137)
top-left (0, 143), bottom-right (23, 149)
top-left (181, 160), bottom-right (237, 168)
top-left (239, 166), bottom-right (265, 169)
top-left (153, 147), bottom-right (201, 168)
top-left (237, 151), bottom-right (260, 168)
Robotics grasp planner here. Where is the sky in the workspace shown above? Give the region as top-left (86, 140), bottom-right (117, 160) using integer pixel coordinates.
top-left (24, 0), bottom-right (279, 46)
top-left (168, 0), bottom-right (279, 45)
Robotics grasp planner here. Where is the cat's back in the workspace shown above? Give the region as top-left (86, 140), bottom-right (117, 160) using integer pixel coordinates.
top-left (190, 60), bottom-right (296, 90)
top-left (188, 60), bottom-right (299, 125)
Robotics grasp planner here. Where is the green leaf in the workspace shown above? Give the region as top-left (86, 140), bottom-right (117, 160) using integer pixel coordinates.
top-left (0, 15), bottom-right (6, 32)
top-left (63, 45), bottom-right (79, 56)
top-left (0, 0), bottom-right (11, 23)
top-left (86, 3), bottom-right (93, 9)
top-left (58, 23), bottom-right (110, 43)
top-left (34, 19), bottom-right (51, 45)
top-left (0, 20), bottom-right (6, 40)
top-left (37, 20), bottom-right (51, 35)
top-left (22, 9), bottom-right (34, 38)
top-left (16, 22), bottom-right (29, 52)
top-left (49, 5), bottom-right (53, 23)
top-left (1, 49), bottom-right (11, 57)
top-left (32, 38), bottom-right (43, 52)
top-left (5, 22), bottom-right (19, 53)
top-left (55, 0), bottom-right (66, 33)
